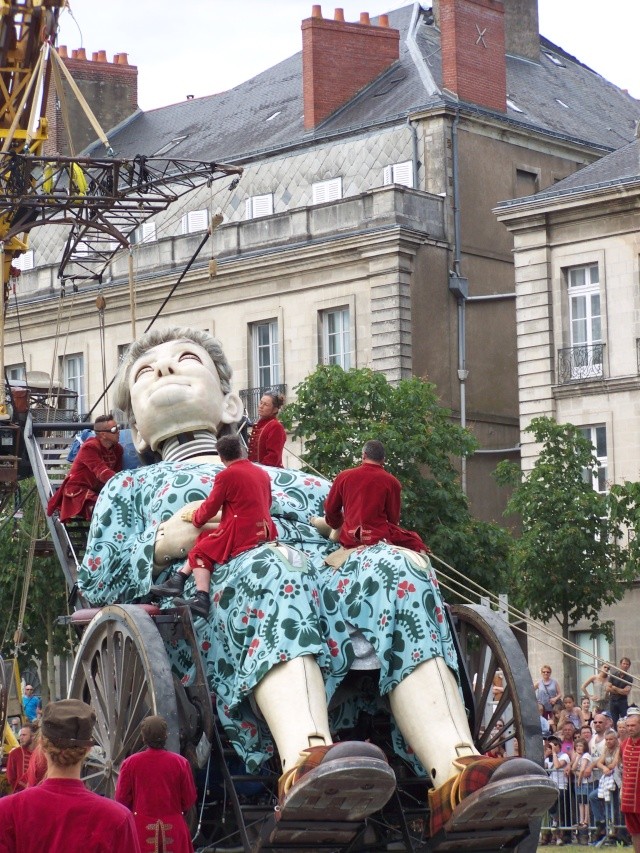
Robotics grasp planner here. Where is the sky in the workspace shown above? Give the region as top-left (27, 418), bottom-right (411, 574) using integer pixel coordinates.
top-left (57, 1), bottom-right (640, 111)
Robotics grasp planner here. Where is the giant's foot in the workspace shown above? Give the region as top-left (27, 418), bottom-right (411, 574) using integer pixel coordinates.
top-left (266, 741), bottom-right (396, 850)
top-left (428, 756), bottom-right (557, 839)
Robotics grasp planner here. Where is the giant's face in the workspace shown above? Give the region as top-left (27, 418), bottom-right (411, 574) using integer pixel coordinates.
top-left (129, 339), bottom-right (242, 451)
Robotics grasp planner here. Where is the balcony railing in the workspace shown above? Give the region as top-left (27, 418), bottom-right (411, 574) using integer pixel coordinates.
top-left (239, 384), bottom-right (287, 423)
top-left (557, 344), bottom-right (605, 384)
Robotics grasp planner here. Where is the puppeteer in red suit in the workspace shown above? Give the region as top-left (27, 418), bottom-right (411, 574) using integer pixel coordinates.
top-left (150, 434), bottom-right (277, 618)
top-left (324, 439), bottom-right (427, 552)
top-left (47, 414), bottom-right (123, 522)
top-left (247, 392), bottom-right (286, 467)
top-left (116, 716), bottom-right (197, 853)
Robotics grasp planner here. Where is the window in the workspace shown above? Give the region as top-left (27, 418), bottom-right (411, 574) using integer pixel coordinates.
top-left (516, 169), bottom-right (538, 197)
top-left (320, 307), bottom-right (351, 369)
top-left (61, 353), bottom-right (85, 415)
top-left (312, 178), bottom-right (342, 204)
top-left (245, 194), bottom-right (274, 219)
top-left (133, 222), bottom-right (157, 244)
top-left (6, 363), bottom-right (25, 382)
top-left (251, 321), bottom-right (280, 388)
top-left (12, 250), bottom-right (34, 271)
top-left (383, 161), bottom-right (414, 188)
top-left (574, 630), bottom-right (610, 695)
top-left (181, 209), bottom-right (209, 234)
top-left (580, 425), bottom-right (608, 493)
top-left (568, 264), bottom-right (602, 378)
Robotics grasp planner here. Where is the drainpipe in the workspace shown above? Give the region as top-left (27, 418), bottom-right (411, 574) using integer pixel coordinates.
top-left (407, 117), bottom-right (419, 188)
top-left (448, 110), bottom-right (469, 495)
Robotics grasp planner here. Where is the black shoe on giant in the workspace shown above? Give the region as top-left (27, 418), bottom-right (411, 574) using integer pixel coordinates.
top-left (172, 591), bottom-right (211, 619)
top-left (149, 571), bottom-right (188, 598)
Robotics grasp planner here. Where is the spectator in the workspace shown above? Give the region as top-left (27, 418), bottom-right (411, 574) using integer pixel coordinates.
top-left (620, 706), bottom-right (640, 852)
top-left (540, 703), bottom-right (551, 736)
top-left (608, 658), bottom-right (633, 726)
top-left (21, 685), bottom-right (42, 723)
top-left (0, 699), bottom-right (140, 852)
top-left (581, 697), bottom-right (595, 728)
top-left (558, 694), bottom-right (584, 730)
top-left (572, 737), bottom-right (592, 830)
top-left (47, 413), bottom-right (123, 522)
top-left (549, 700), bottom-right (564, 733)
top-left (247, 392), bottom-right (286, 467)
top-left (582, 662), bottom-right (611, 712)
top-left (535, 665), bottom-right (563, 719)
top-left (618, 718), bottom-right (629, 743)
top-left (589, 730), bottom-right (621, 843)
top-left (5, 724), bottom-right (34, 792)
top-left (560, 720), bottom-right (577, 760)
top-left (547, 735), bottom-right (572, 845)
top-left (116, 715), bottom-right (196, 853)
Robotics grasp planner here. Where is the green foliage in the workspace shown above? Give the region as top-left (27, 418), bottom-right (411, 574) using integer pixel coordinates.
top-left (494, 417), bottom-right (637, 639)
top-left (0, 482), bottom-right (73, 694)
top-left (281, 365), bottom-right (511, 593)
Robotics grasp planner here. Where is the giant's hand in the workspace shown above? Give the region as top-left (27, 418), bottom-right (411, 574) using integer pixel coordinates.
top-left (153, 501), bottom-right (218, 568)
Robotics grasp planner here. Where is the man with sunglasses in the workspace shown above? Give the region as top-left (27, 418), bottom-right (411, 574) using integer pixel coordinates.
top-left (47, 413), bottom-right (123, 522)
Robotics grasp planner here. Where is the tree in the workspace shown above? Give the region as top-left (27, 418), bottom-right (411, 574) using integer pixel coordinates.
top-left (494, 416), bottom-right (637, 641)
top-left (0, 482), bottom-right (74, 701)
top-left (280, 364), bottom-right (511, 594)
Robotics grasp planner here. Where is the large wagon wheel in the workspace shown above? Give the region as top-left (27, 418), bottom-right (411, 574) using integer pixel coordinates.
top-left (68, 604), bottom-right (179, 797)
top-left (450, 603), bottom-right (543, 853)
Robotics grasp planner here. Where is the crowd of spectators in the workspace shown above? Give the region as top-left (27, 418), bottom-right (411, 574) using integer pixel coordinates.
top-left (535, 659), bottom-right (638, 847)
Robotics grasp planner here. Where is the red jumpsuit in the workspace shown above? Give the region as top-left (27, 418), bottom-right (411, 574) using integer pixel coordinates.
top-left (46, 437), bottom-right (123, 522)
top-left (5, 746), bottom-right (32, 793)
top-left (247, 416), bottom-right (286, 467)
top-left (0, 777), bottom-right (140, 852)
top-left (324, 461), bottom-right (427, 552)
top-left (115, 748), bottom-right (197, 853)
top-left (621, 734), bottom-right (640, 832)
top-left (188, 458), bottom-right (277, 569)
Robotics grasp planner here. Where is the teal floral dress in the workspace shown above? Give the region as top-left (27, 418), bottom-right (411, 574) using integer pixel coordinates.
top-left (79, 462), bottom-right (457, 772)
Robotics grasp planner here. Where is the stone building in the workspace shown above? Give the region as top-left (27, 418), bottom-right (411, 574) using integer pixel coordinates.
top-left (6, 0), bottom-right (640, 521)
top-left (496, 137), bottom-right (640, 702)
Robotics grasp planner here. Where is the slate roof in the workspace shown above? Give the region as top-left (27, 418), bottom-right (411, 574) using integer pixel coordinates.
top-left (86, 4), bottom-right (640, 164)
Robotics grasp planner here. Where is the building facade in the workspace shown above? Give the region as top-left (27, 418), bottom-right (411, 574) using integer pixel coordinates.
top-left (496, 138), bottom-right (640, 701)
top-left (5, 0), bottom-right (640, 521)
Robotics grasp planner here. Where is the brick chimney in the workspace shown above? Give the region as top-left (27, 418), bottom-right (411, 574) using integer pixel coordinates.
top-left (438, 0), bottom-right (507, 113)
top-left (504, 0), bottom-right (539, 61)
top-left (302, 6), bottom-right (400, 130)
top-left (44, 48), bottom-right (138, 156)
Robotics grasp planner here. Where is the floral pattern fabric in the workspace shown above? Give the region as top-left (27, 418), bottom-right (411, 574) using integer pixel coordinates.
top-left (79, 462), bottom-right (457, 771)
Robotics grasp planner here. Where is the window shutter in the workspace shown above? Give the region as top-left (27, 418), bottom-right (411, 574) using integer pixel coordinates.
top-left (383, 165), bottom-right (393, 185)
top-left (393, 161), bottom-right (414, 188)
top-left (312, 177), bottom-right (342, 204)
top-left (141, 222), bottom-right (157, 243)
top-left (252, 194), bottom-right (273, 217)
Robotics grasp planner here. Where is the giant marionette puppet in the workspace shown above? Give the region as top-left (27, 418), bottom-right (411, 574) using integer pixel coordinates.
top-left (78, 327), bottom-right (555, 841)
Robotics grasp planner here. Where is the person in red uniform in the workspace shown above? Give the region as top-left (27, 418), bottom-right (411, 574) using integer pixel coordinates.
top-left (46, 413), bottom-right (123, 522)
top-left (621, 706), bottom-right (640, 852)
top-left (247, 392), bottom-right (286, 467)
top-left (323, 439), bottom-right (428, 552)
top-left (0, 699), bottom-right (140, 853)
top-left (150, 434), bottom-right (277, 617)
top-left (116, 715), bottom-right (197, 853)
top-left (5, 724), bottom-right (34, 792)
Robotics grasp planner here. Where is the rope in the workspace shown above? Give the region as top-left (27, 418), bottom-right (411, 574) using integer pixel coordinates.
top-left (11, 283), bottom-right (27, 373)
top-left (431, 553), bottom-right (640, 690)
top-left (0, 46), bottom-right (45, 153)
top-left (12, 501), bottom-right (42, 654)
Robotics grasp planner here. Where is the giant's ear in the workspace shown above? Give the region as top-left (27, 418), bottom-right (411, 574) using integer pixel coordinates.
top-left (219, 391), bottom-right (244, 425)
top-left (130, 421), bottom-right (150, 455)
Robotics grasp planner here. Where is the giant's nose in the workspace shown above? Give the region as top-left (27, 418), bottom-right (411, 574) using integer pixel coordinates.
top-left (154, 355), bottom-right (176, 376)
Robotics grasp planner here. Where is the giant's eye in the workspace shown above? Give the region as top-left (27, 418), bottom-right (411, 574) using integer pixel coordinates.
top-left (133, 364), bottom-right (153, 382)
top-left (179, 351), bottom-right (203, 364)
